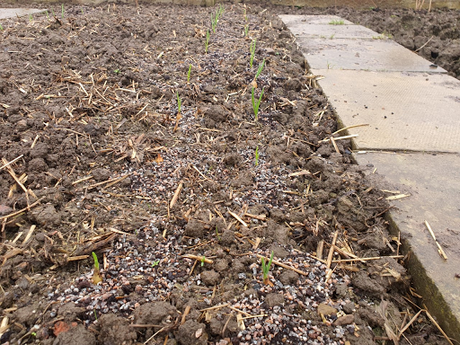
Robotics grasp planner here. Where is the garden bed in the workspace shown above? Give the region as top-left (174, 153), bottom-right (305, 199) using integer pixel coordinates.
top-left (0, 3), bottom-right (452, 345)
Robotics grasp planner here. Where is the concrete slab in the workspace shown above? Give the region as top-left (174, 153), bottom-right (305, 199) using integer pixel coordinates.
top-left (355, 151), bottom-right (460, 342)
top-left (314, 69), bottom-right (460, 153)
top-left (298, 37), bottom-right (447, 73)
top-left (284, 23), bottom-right (379, 39)
top-left (0, 8), bottom-right (46, 20)
top-left (278, 14), bottom-right (354, 25)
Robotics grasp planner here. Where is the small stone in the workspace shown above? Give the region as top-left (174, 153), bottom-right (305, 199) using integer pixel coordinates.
top-left (265, 293), bottom-right (285, 308)
top-left (0, 205), bottom-right (12, 216)
top-left (333, 314), bottom-right (355, 326)
top-left (317, 303), bottom-right (337, 316)
top-left (342, 301), bottom-right (355, 314)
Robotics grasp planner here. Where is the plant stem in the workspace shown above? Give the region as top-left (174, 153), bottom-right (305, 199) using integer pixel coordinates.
top-left (250, 39), bottom-right (257, 68)
top-left (205, 30), bottom-right (210, 53)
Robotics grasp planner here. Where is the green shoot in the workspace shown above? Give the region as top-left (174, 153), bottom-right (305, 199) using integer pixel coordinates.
top-left (243, 8), bottom-right (247, 21)
top-left (261, 251), bottom-right (274, 285)
top-left (151, 260), bottom-right (160, 267)
top-left (211, 13), bottom-right (217, 33)
top-left (45, 10), bottom-right (49, 18)
top-left (92, 252), bottom-right (102, 284)
top-left (0, 24), bottom-right (3, 31)
top-left (255, 146), bottom-right (259, 166)
top-left (328, 20), bottom-right (344, 25)
top-left (29, 14), bottom-right (33, 22)
top-left (250, 39), bottom-right (257, 68)
top-left (217, 4), bottom-right (225, 18)
top-left (61, 4), bottom-right (65, 19)
top-left (244, 25), bottom-right (249, 37)
top-left (93, 309), bottom-right (98, 321)
top-left (114, 68), bottom-right (120, 74)
top-left (254, 58), bottom-right (265, 80)
top-left (81, 7), bottom-right (84, 15)
top-left (187, 64), bottom-right (192, 83)
top-left (205, 30), bottom-right (210, 53)
top-left (92, 252), bottom-right (99, 271)
top-left (52, 9), bottom-right (55, 17)
top-left (215, 225), bottom-right (220, 241)
top-left (251, 87), bottom-right (264, 121)
top-left (177, 92), bottom-right (182, 114)
top-left (201, 256), bottom-right (206, 267)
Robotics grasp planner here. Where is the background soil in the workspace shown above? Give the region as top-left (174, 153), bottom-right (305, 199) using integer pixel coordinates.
top-left (0, 2), bottom-right (456, 345)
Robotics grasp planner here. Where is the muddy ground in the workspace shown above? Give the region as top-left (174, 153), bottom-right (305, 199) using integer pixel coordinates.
top-left (0, 3), bottom-right (455, 345)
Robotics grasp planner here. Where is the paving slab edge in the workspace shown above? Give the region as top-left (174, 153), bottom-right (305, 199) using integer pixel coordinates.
top-left (385, 212), bottom-right (460, 343)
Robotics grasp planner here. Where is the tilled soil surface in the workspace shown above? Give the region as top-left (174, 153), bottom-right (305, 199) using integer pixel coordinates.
top-left (0, 3), bottom-right (453, 345)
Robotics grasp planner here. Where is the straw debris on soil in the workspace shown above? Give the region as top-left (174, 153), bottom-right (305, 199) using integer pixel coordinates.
top-left (0, 2), bottom-right (454, 345)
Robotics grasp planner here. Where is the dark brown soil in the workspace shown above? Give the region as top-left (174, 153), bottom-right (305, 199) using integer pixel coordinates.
top-left (0, 3), bottom-right (453, 345)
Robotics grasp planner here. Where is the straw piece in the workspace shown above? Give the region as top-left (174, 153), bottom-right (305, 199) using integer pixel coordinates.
top-left (424, 220), bottom-right (447, 260)
top-left (169, 182), bottom-right (183, 208)
top-left (228, 210), bottom-right (248, 227)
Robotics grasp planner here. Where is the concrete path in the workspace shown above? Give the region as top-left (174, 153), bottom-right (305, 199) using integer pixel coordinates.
top-left (280, 14), bottom-right (460, 342)
top-left (0, 8), bottom-right (45, 20)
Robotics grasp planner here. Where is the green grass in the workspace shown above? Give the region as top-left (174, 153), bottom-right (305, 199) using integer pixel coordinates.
top-left (255, 146), bottom-right (259, 166)
top-left (176, 92), bottom-right (182, 114)
top-left (205, 30), bottom-right (210, 53)
top-left (0, 24), bottom-right (3, 31)
top-left (92, 252), bottom-right (99, 270)
top-left (250, 39), bottom-right (256, 68)
top-left (261, 251), bottom-right (274, 284)
top-left (244, 24), bottom-right (249, 37)
top-left (255, 58), bottom-right (265, 80)
top-left (328, 19), bottom-right (345, 25)
top-left (61, 4), bottom-right (65, 19)
top-left (251, 87), bottom-right (264, 121)
top-left (187, 64), bottom-right (192, 83)
top-left (29, 14), bottom-right (33, 22)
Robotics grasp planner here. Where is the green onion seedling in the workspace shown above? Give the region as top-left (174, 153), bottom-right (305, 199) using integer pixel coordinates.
top-left (251, 87), bottom-right (264, 121)
top-left (255, 146), bottom-right (259, 166)
top-left (254, 58), bottom-right (265, 80)
top-left (29, 14), bottom-right (33, 22)
top-left (52, 9), bottom-right (55, 17)
top-left (205, 30), bottom-right (210, 53)
top-left (45, 10), bottom-right (49, 18)
top-left (187, 64), bottom-right (192, 83)
top-left (244, 25), bottom-right (249, 37)
top-left (211, 13), bottom-right (217, 33)
top-left (0, 24), bottom-right (3, 31)
top-left (250, 39), bottom-right (257, 68)
top-left (61, 4), bottom-right (65, 19)
top-left (201, 256), bottom-right (206, 267)
top-left (261, 251), bottom-right (274, 285)
top-left (176, 92), bottom-right (182, 114)
top-left (91, 252), bottom-right (102, 284)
